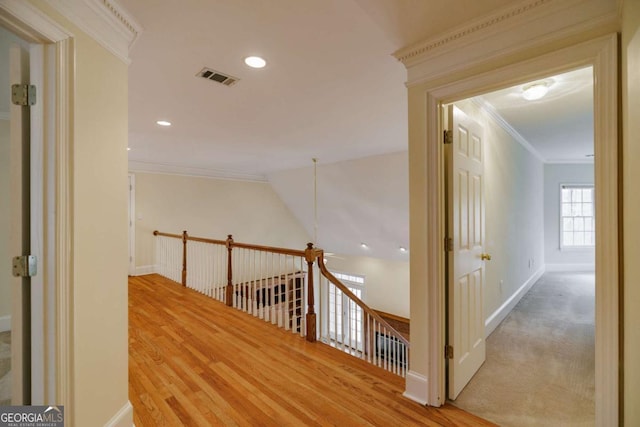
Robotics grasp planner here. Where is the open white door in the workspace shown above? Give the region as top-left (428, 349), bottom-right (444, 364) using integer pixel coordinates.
top-left (446, 105), bottom-right (487, 400)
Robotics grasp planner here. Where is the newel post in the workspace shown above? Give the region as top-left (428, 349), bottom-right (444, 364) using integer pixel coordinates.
top-left (305, 243), bottom-right (317, 342)
top-left (225, 235), bottom-right (234, 306)
top-left (181, 230), bottom-right (188, 286)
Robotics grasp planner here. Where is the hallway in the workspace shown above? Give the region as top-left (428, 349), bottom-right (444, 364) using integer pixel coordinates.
top-left (452, 272), bottom-right (595, 426)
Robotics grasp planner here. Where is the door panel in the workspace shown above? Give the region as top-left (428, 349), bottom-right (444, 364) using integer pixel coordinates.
top-left (447, 105), bottom-right (485, 400)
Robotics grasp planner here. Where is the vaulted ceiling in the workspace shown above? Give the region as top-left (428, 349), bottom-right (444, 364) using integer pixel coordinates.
top-left (122, 0), bottom-right (595, 259)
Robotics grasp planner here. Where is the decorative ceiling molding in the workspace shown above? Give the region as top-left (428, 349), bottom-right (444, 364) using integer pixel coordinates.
top-left (128, 160), bottom-right (268, 183)
top-left (0, 112), bottom-right (9, 120)
top-left (545, 158), bottom-right (594, 165)
top-left (46, 0), bottom-right (142, 64)
top-left (394, 0), bottom-right (553, 64)
top-left (394, 0), bottom-right (619, 85)
top-left (471, 97), bottom-right (546, 163)
top-left (0, 0), bottom-right (72, 42)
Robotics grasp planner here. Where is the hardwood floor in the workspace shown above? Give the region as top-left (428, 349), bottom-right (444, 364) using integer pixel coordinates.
top-left (129, 274), bottom-right (495, 426)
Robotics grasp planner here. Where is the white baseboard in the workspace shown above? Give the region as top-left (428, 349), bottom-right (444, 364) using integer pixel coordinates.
top-left (403, 370), bottom-right (429, 405)
top-left (485, 266), bottom-right (545, 338)
top-left (104, 401), bottom-right (133, 427)
top-left (545, 263), bottom-right (595, 272)
top-left (133, 265), bottom-right (156, 276)
top-left (0, 315), bottom-right (10, 332)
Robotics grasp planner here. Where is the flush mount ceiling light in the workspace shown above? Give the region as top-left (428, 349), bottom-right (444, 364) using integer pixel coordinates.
top-left (360, 243), bottom-right (368, 249)
top-left (156, 120), bottom-right (172, 126)
top-left (399, 247), bottom-right (408, 253)
top-left (244, 56), bottom-right (266, 69)
top-left (522, 81), bottom-right (550, 101)
top-left (127, 147), bottom-right (131, 151)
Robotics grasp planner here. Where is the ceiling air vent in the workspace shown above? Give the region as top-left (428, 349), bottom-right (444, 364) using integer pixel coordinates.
top-left (196, 67), bottom-right (239, 86)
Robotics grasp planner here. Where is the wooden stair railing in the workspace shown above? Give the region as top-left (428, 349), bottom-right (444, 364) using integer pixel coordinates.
top-left (315, 253), bottom-right (410, 377)
top-left (152, 230), bottom-right (409, 376)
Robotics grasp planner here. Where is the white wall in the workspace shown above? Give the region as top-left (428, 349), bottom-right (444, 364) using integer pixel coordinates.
top-left (132, 172), bottom-right (311, 271)
top-left (325, 255), bottom-right (409, 318)
top-left (455, 100), bottom-right (545, 335)
top-left (267, 152), bottom-right (410, 317)
top-left (543, 164), bottom-right (595, 269)
top-left (622, 2), bottom-right (640, 424)
top-left (268, 152), bottom-right (409, 261)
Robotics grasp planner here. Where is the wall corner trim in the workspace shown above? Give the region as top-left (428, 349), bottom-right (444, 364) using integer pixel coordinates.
top-left (545, 263), bottom-right (595, 272)
top-left (47, 0), bottom-right (142, 64)
top-left (134, 265), bottom-right (156, 276)
top-left (128, 160), bottom-right (268, 183)
top-left (104, 401), bottom-right (133, 427)
top-left (403, 371), bottom-right (430, 406)
top-left (485, 266), bottom-right (545, 338)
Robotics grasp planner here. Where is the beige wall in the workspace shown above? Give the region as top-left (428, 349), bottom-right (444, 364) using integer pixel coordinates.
top-left (0, 119), bottom-right (9, 323)
top-left (325, 255), bottom-right (409, 318)
top-left (133, 172), bottom-right (311, 269)
top-left (30, 2), bottom-right (131, 425)
top-left (622, 2), bottom-right (640, 425)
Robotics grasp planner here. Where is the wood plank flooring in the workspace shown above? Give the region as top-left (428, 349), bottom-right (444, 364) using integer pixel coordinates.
top-left (129, 274), bottom-right (495, 426)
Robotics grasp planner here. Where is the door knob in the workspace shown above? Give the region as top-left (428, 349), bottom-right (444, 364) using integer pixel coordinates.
top-left (481, 253), bottom-right (492, 261)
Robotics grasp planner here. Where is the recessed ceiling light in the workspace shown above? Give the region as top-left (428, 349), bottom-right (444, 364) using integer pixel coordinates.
top-left (127, 147), bottom-right (131, 151)
top-left (360, 243), bottom-right (368, 249)
top-left (244, 56), bottom-right (266, 69)
top-left (156, 120), bottom-right (172, 126)
top-left (399, 247), bottom-right (408, 253)
top-left (522, 81), bottom-right (550, 101)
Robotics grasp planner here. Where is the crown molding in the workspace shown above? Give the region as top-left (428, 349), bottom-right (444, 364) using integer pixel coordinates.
top-left (394, 0), bottom-right (619, 85)
top-left (46, 0), bottom-right (142, 64)
top-left (0, 111), bottom-right (9, 120)
top-left (0, 0), bottom-right (72, 42)
top-left (471, 97), bottom-right (546, 163)
top-left (128, 160), bottom-right (268, 183)
top-left (395, 0), bottom-right (554, 64)
top-left (545, 158), bottom-right (594, 164)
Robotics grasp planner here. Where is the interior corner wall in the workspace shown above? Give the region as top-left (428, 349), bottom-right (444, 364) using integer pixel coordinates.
top-left (622, 1), bottom-right (640, 425)
top-left (324, 255), bottom-right (409, 318)
top-left (454, 99), bottom-right (545, 333)
top-left (543, 164), bottom-right (595, 269)
top-left (132, 172), bottom-right (311, 271)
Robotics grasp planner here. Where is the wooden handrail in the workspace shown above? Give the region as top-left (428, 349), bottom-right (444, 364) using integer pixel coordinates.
top-left (316, 252), bottom-right (410, 347)
top-left (153, 230), bottom-right (304, 256)
top-left (153, 229), bottom-right (409, 349)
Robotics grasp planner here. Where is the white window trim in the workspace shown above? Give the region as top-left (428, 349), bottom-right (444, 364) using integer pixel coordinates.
top-left (559, 183), bottom-right (595, 251)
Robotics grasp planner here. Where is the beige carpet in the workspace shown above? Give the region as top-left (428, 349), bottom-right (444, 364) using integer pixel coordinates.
top-left (451, 272), bottom-right (595, 427)
top-left (0, 331), bottom-right (10, 406)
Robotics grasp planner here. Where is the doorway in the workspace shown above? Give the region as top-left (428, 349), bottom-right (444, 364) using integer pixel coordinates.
top-left (408, 35), bottom-right (618, 425)
top-left (444, 67), bottom-right (596, 425)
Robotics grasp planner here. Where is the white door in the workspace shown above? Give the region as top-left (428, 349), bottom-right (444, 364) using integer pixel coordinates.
top-left (2, 32), bottom-right (31, 405)
top-left (446, 105), bottom-right (487, 399)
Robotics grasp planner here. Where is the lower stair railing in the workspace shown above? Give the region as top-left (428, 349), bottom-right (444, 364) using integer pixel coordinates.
top-left (153, 230), bottom-right (409, 377)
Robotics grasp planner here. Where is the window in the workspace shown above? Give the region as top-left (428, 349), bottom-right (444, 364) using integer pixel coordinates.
top-left (560, 185), bottom-right (595, 248)
top-left (327, 272), bottom-right (365, 352)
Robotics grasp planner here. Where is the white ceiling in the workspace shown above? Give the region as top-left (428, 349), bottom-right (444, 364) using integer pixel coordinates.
top-left (476, 67), bottom-right (594, 163)
top-left (121, 0), bottom-right (595, 260)
top-left (122, 0), bottom-right (516, 177)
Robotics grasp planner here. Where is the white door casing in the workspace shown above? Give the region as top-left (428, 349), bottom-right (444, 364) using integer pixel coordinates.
top-left (9, 39), bottom-right (30, 405)
top-left (446, 105), bottom-right (486, 399)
